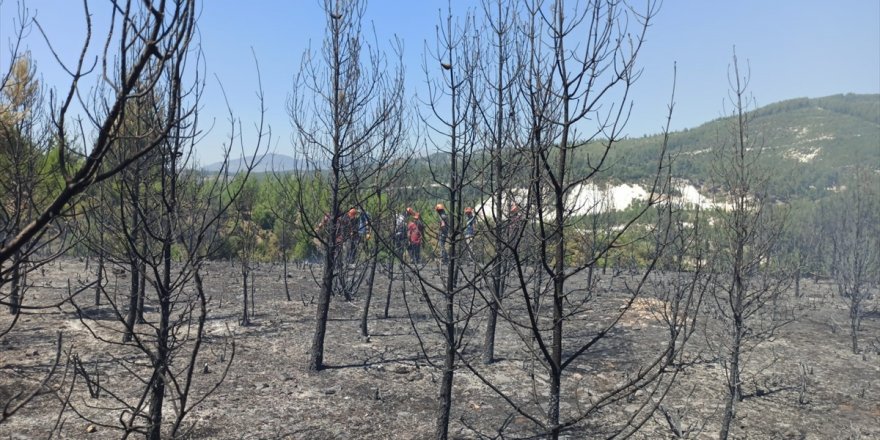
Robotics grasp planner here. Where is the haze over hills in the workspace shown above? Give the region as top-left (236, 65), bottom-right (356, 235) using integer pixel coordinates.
top-left (201, 152), bottom-right (303, 174)
top-left (206, 94), bottom-right (878, 209)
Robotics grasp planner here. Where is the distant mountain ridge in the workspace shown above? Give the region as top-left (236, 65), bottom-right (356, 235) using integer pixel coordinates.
top-left (206, 94), bottom-right (878, 204)
top-left (399, 93), bottom-right (877, 208)
top-left (201, 153), bottom-right (303, 174)
top-left (592, 93), bottom-right (879, 199)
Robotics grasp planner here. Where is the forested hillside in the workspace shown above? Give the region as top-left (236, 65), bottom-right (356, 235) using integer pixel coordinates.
top-left (399, 94), bottom-right (879, 205)
top-left (605, 93), bottom-right (880, 198)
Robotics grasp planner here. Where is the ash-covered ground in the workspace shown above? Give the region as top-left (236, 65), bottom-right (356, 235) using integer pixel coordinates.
top-left (1, 258), bottom-right (878, 439)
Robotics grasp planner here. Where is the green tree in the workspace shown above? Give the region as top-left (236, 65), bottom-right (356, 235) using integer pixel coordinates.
top-left (0, 52), bottom-right (46, 316)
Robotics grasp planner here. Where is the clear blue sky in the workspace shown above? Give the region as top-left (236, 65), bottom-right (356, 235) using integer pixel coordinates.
top-left (3, 1), bottom-right (878, 164)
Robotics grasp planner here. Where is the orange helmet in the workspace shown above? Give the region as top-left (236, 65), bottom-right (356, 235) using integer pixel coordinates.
top-left (435, 203), bottom-right (445, 212)
top-left (510, 203), bottom-right (519, 213)
top-left (348, 208), bottom-right (358, 218)
top-left (464, 207), bottom-right (473, 214)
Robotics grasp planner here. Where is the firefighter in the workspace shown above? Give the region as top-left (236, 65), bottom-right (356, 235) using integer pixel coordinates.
top-left (435, 203), bottom-right (449, 264)
top-left (345, 208), bottom-right (359, 265)
top-left (407, 212), bottom-right (423, 264)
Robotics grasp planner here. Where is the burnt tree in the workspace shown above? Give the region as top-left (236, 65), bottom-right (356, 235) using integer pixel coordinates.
top-left (288, 0), bottom-right (405, 372)
top-left (710, 54), bottom-right (791, 440)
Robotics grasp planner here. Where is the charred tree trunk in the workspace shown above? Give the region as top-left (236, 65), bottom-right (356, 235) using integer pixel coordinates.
top-left (850, 294), bottom-right (861, 353)
top-left (383, 257), bottom-right (394, 318)
top-left (435, 305), bottom-right (456, 440)
top-left (360, 238), bottom-right (380, 337)
top-left (306, 0), bottom-right (346, 372)
top-left (123, 262), bottom-right (139, 342)
top-left (250, 268), bottom-right (256, 318)
top-left (719, 315), bottom-right (743, 440)
top-left (548, 275), bottom-right (564, 439)
top-left (292, 0), bottom-right (404, 372)
top-left (8, 252), bottom-right (22, 315)
top-left (241, 266), bottom-right (251, 326)
top-left (95, 186), bottom-right (106, 306)
top-left (714, 55), bottom-right (789, 438)
top-left (148, 182), bottom-right (176, 440)
top-left (546, 48), bottom-right (570, 436)
top-left (95, 255), bottom-right (104, 306)
top-left (482, 289), bottom-right (499, 364)
top-left (483, 254), bottom-right (505, 364)
top-left (310, 235), bottom-right (336, 370)
top-left (283, 249), bottom-right (292, 302)
top-left (587, 264), bottom-right (594, 290)
top-left (148, 285), bottom-right (170, 440)
top-left (123, 175), bottom-right (141, 343)
top-left (720, 192), bottom-right (747, 440)
top-left (481, 0), bottom-right (517, 365)
top-left (137, 258), bottom-right (147, 323)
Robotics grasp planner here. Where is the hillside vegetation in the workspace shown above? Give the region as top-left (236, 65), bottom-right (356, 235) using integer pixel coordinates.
top-left (210, 94), bottom-right (878, 209)
top-left (605, 93), bottom-right (879, 198)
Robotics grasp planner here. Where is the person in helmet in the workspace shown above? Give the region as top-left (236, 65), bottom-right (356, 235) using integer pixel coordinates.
top-left (315, 208), bottom-right (356, 267)
top-left (393, 209), bottom-right (408, 256)
top-left (435, 203), bottom-right (449, 264)
top-left (508, 202), bottom-right (523, 236)
top-left (316, 210), bottom-right (352, 244)
top-left (407, 212), bottom-right (423, 265)
top-left (464, 207), bottom-right (476, 239)
top-left (463, 206), bottom-right (477, 263)
top-left (346, 208), bottom-right (360, 265)
top-left (357, 208), bottom-right (371, 240)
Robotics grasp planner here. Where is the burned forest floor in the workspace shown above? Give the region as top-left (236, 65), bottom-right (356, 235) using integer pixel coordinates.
top-left (1, 258), bottom-right (879, 439)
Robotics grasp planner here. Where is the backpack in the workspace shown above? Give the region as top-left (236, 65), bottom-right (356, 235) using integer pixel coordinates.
top-left (394, 214), bottom-right (407, 238)
top-left (358, 212), bottom-right (370, 235)
top-left (408, 221), bottom-right (422, 244)
top-left (465, 215), bottom-right (475, 236)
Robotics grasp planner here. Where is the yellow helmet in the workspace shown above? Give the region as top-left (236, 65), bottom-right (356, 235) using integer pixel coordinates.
top-left (435, 203), bottom-right (445, 212)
